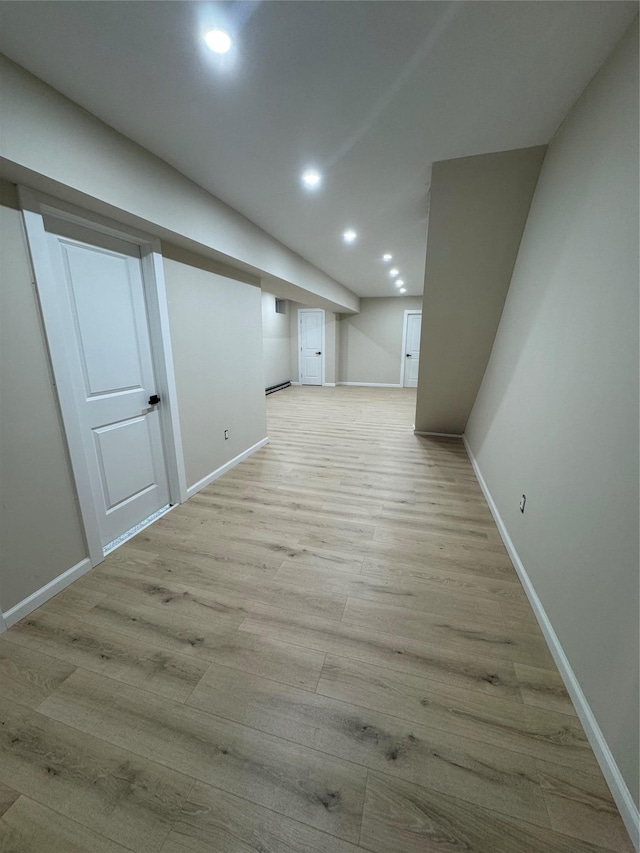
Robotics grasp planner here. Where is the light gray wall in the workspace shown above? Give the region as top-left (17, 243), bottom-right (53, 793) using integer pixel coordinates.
top-left (0, 54), bottom-right (359, 313)
top-left (261, 292), bottom-right (291, 389)
top-left (466, 20), bottom-right (639, 808)
top-left (339, 297), bottom-right (423, 385)
top-left (163, 245), bottom-right (267, 490)
top-left (415, 146), bottom-right (546, 434)
top-left (324, 311), bottom-right (338, 385)
top-left (0, 180), bottom-right (87, 611)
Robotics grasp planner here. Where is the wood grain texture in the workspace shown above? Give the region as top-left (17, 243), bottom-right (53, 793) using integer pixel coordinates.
top-left (316, 654), bottom-right (599, 774)
top-left (0, 798), bottom-right (132, 853)
top-left (361, 771), bottom-right (618, 853)
top-left (0, 386), bottom-right (629, 852)
top-left (38, 669), bottom-right (367, 843)
top-left (187, 661), bottom-right (552, 827)
top-left (0, 695), bottom-right (193, 852)
top-left (164, 782), bottom-right (365, 853)
top-left (240, 602), bottom-right (526, 701)
top-left (4, 610), bottom-right (208, 703)
top-left (0, 783), bottom-right (19, 820)
top-left (0, 637), bottom-right (76, 709)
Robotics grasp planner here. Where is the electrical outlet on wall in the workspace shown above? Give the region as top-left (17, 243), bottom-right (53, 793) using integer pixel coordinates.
top-left (519, 494), bottom-right (526, 513)
top-left (224, 429), bottom-right (229, 440)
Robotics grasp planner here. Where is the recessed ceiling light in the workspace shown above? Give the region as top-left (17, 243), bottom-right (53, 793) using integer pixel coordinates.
top-left (382, 253), bottom-right (392, 262)
top-left (395, 279), bottom-right (404, 287)
top-left (301, 169), bottom-right (322, 190)
top-left (400, 288), bottom-right (407, 294)
top-left (343, 229), bottom-right (357, 243)
top-left (205, 29), bottom-right (232, 53)
top-left (389, 268), bottom-right (399, 277)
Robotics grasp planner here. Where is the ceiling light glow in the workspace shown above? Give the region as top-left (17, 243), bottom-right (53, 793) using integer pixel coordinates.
top-left (205, 29), bottom-right (232, 53)
top-left (343, 229), bottom-right (357, 243)
top-left (382, 253), bottom-right (392, 262)
top-left (400, 288), bottom-right (407, 294)
top-left (301, 169), bottom-right (322, 190)
top-left (395, 279), bottom-right (404, 286)
top-left (389, 268), bottom-right (399, 277)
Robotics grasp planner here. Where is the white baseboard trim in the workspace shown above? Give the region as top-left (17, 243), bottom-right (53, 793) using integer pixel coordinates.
top-left (463, 435), bottom-right (640, 852)
top-left (322, 382), bottom-right (336, 387)
top-left (1, 557), bottom-right (93, 631)
top-left (337, 382), bottom-right (402, 388)
top-left (290, 381), bottom-right (301, 386)
top-left (186, 437), bottom-right (269, 499)
top-left (414, 430), bottom-right (463, 438)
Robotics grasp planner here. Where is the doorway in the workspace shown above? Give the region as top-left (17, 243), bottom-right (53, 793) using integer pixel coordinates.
top-left (298, 308), bottom-right (325, 386)
top-left (401, 310), bottom-right (422, 388)
top-left (20, 189), bottom-right (186, 566)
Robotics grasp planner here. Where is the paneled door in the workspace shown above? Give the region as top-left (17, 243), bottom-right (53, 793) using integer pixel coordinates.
top-left (44, 218), bottom-right (171, 550)
top-left (299, 309), bottom-right (324, 385)
top-left (403, 311), bottom-right (422, 387)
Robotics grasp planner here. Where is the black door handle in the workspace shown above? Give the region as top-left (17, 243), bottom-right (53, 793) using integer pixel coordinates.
top-left (148, 394), bottom-right (160, 406)
top-left (316, 351), bottom-right (322, 355)
top-left (406, 354), bottom-right (412, 358)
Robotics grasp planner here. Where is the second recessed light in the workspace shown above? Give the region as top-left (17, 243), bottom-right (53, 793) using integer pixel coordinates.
top-left (301, 169), bottom-right (322, 190)
top-left (343, 229), bottom-right (357, 243)
top-left (389, 268), bottom-right (399, 277)
top-left (205, 29), bottom-right (232, 53)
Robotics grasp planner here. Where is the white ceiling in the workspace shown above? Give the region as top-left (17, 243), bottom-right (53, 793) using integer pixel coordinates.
top-left (0, 1), bottom-right (636, 298)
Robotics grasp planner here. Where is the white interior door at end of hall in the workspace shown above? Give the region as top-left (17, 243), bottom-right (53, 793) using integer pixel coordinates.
top-left (300, 311), bottom-right (323, 385)
top-left (404, 313), bottom-right (422, 387)
top-left (45, 219), bottom-right (170, 548)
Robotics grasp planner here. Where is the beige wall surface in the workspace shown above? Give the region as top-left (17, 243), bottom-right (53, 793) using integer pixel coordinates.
top-left (0, 181), bottom-right (87, 611)
top-left (339, 297), bottom-right (423, 385)
top-left (466, 21), bottom-right (639, 807)
top-left (415, 145), bottom-right (545, 434)
top-left (261, 292), bottom-right (291, 389)
top-left (164, 247), bottom-right (268, 489)
top-left (0, 54), bottom-right (359, 314)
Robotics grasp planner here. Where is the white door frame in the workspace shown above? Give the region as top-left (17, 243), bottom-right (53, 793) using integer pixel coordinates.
top-left (298, 308), bottom-right (325, 386)
top-left (19, 187), bottom-right (188, 567)
top-left (400, 309), bottom-right (422, 387)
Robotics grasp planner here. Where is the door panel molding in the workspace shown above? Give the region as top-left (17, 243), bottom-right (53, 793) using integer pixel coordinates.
top-left (400, 309), bottom-right (422, 388)
top-left (19, 187), bottom-right (188, 568)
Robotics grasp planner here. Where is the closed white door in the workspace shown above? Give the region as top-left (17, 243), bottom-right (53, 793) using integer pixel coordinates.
top-left (299, 310), bottom-right (323, 385)
top-left (404, 312), bottom-right (422, 387)
top-left (45, 219), bottom-right (170, 550)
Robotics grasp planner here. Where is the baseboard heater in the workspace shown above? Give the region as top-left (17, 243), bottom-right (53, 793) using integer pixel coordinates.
top-left (265, 381), bottom-right (291, 396)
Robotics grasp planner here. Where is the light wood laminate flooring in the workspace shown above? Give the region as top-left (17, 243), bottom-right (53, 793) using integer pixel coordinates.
top-left (0, 386), bottom-right (632, 852)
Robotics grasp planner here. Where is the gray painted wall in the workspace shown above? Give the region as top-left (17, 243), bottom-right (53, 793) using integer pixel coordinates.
top-left (466, 20), bottom-right (639, 807)
top-left (0, 182), bottom-right (88, 611)
top-left (261, 292), bottom-right (291, 389)
top-left (415, 146), bottom-right (546, 434)
top-left (163, 247), bottom-right (267, 490)
top-left (339, 297), bottom-right (423, 385)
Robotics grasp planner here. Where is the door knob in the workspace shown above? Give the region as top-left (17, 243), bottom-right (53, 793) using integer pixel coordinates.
top-left (148, 394), bottom-right (160, 405)
top-left (316, 351), bottom-right (322, 355)
top-left (406, 354), bottom-right (412, 358)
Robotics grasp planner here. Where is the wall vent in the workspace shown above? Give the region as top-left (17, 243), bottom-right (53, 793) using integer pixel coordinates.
top-left (275, 298), bottom-right (287, 315)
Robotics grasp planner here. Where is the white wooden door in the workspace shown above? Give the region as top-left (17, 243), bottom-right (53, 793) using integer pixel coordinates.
top-left (404, 312), bottom-right (422, 387)
top-left (299, 310), bottom-right (323, 385)
top-left (44, 218), bottom-right (171, 550)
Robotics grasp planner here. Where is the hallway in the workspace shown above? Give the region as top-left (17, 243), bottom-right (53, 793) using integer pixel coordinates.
top-left (0, 386), bottom-right (631, 852)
